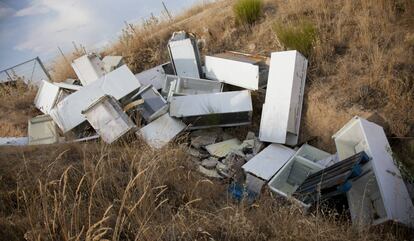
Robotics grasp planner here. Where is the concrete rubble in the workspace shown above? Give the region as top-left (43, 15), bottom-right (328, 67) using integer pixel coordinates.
top-left (2, 30), bottom-right (413, 229)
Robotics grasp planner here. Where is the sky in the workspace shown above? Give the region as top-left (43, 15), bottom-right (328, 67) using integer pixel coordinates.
top-left (0, 0), bottom-right (202, 70)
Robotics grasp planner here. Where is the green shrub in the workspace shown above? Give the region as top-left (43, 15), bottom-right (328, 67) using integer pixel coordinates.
top-left (273, 20), bottom-right (317, 57)
top-left (233, 0), bottom-right (262, 25)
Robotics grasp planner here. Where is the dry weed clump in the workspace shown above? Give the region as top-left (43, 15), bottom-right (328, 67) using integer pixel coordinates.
top-left (0, 142), bottom-right (411, 241)
top-left (0, 81), bottom-right (38, 136)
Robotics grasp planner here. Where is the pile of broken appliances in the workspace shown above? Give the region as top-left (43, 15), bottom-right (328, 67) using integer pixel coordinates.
top-left (2, 30), bottom-right (413, 228)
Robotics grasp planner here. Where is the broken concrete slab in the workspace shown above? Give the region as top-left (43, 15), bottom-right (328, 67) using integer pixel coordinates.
top-left (242, 144), bottom-right (296, 182)
top-left (34, 80), bottom-right (61, 115)
top-left (169, 90), bottom-right (253, 129)
top-left (50, 65), bottom-right (141, 133)
top-left (259, 50), bottom-right (308, 146)
top-left (198, 165), bottom-right (222, 179)
top-left (333, 116), bottom-right (414, 227)
top-left (82, 95), bottom-right (136, 144)
top-left (205, 138), bottom-right (242, 158)
top-left (191, 135), bottom-right (217, 149)
top-left (184, 145), bottom-right (209, 158)
top-left (102, 56), bottom-right (124, 72)
top-left (201, 157), bottom-right (219, 169)
top-left (134, 62), bottom-right (174, 90)
top-left (28, 114), bottom-right (60, 145)
top-left (130, 85), bottom-right (168, 122)
top-left (72, 53), bottom-right (106, 86)
top-left (168, 31), bottom-right (202, 78)
top-left (136, 113), bottom-right (186, 149)
top-left (162, 75), bottom-right (223, 96)
top-left (205, 51), bottom-right (269, 90)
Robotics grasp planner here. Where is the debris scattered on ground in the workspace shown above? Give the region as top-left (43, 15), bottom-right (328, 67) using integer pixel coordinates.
top-left (1, 30), bottom-right (413, 229)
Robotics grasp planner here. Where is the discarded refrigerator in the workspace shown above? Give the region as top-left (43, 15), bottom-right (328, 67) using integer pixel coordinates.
top-left (28, 114), bottom-right (59, 145)
top-left (333, 116), bottom-right (414, 227)
top-left (34, 80), bottom-right (61, 115)
top-left (259, 50), bottom-right (308, 146)
top-left (50, 65), bottom-right (141, 133)
top-left (135, 62), bottom-right (174, 90)
top-left (102, 56), bottom-right (124, 72)
top-left (293, 151), bottom-right (370, 206)
top-left (162, 75), bottom-right (223, 96)
top-left (71, 53), bottom-right (106, 86)
top-left (168, 31), bottom-right (202, 78)
top-left (137, 113), bottom-right (187, 149)
top-left (242, 144), bottom-right (296, 194)
top-left (34, 80), bottom-right (80, 115)
top-left (169, 90), bottom-right (253, 129)
top-left (205, 51), bottom-right (269, 90)
top-left (131, 85), bottom-right (168, 122)
top-left (268, 144), bottom-right (331, 208)
top-left (82, 95), bottom-right (135, 144)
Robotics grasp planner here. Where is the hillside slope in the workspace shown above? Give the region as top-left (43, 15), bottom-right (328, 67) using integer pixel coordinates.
top-left (0, 0), bottom-right (413, 240)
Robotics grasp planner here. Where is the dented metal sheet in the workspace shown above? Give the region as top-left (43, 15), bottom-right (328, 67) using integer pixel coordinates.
top-left (333, 116), bottom-right (414, 227)
top-left (50, 65), bottom-right (141, 133)
top-left (134, 62), bottom-right (174, 90)
top-left (205, 138), bottom-right (241, 158)
top-left (259, 50), bottom-right (308, 146)
top-left (82, 95), bottom-right (135, 144)
top-left (169, 90), bottom-right (253, 129)
top-left (72, 53), bottom-right (106, 86)
top-left (102, 56), bottom-right (124, 72)
top-left (242, 144), bottom-right (296, 181)
top-left (205, 52), bottom-right (268, 90)
top-left (28, 114), bottom-right (59, 145)
top-left (163, 75), bottom-right (223, 96)
top-left (137, 113), bottom-right (186, 149)
top-left (34, 80), bottom-right (61, 115)
top-left (168, 31), bottom-right (202, 78)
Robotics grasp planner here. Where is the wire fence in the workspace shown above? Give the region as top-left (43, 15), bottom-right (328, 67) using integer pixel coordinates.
top-left (0, 57), bottom-right (51, 87)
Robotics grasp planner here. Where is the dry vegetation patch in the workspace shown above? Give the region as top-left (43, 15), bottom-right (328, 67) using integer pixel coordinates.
top-left (0, 0), bottom-right (413, 240)
top-left (0, 142), bottom-right (411, 240)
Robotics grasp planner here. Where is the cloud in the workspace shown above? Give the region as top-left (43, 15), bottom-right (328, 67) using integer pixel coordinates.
top-left (14, 4), bottom-right (49, 17)
top-left (14, 0), bottom-right (105, 54)
top-left (0, 4), bottom-right (15, 19)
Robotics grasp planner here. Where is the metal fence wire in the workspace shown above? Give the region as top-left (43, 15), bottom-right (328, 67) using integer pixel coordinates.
top-left (0, 57), bottom-right (51, 87)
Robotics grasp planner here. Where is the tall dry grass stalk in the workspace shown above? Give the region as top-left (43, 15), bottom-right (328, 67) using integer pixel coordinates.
top-left (1, 0), bottom-right (413, 240)
top-left (1, 142), bottom-right (411, 240)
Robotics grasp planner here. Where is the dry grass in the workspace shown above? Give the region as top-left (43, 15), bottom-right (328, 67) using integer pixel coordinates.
top-left (0, 142), bottom-right (411, 241)
top-left (1, 0), bottom-right (413, 240)
top-left (0, 81), bottom-right (39, 136)
top-left (51, 51), bottom-right (85, 82)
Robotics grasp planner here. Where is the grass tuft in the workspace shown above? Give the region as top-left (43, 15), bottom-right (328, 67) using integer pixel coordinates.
top-left (233, 0), bottom-right (263, 25)
top-left (273, 19), bottom-right (317, 57)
